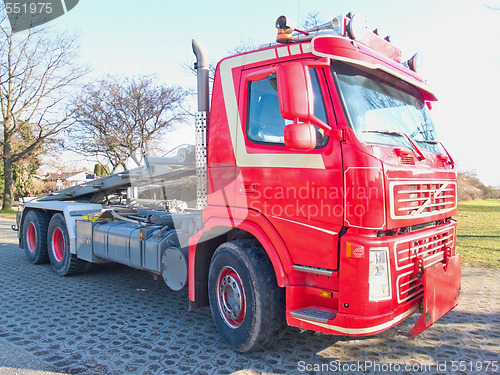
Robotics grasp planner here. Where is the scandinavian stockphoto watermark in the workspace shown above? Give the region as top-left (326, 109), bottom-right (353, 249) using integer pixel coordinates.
top-left (248, 182), bottom-right (381, 221)
top-left (3, 0), bottom-right (79, 33)
top-left (297, 360), bottom-right (499, 373)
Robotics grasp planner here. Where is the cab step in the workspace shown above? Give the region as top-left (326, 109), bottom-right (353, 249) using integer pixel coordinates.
top-left (290, 307), bottom-right (336, 323)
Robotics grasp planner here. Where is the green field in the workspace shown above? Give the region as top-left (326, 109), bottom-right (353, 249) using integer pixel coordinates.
top-left (456, 199), bottom-right (500, 268)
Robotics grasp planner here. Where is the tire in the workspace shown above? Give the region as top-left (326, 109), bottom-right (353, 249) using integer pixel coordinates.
top-left (47, 213), bottom-right (89, 276)
top-left (208, 239), bottom-right (286, 352)
top-left (22, 210), bottom-right (49, 264)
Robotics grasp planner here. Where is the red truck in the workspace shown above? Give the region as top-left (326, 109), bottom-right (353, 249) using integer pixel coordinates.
top-left (14, 12), bottom-right (461, 352)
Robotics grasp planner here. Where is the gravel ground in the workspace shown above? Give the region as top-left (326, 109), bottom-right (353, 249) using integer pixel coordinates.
top-left (0, 217), bottom-right (499, 375)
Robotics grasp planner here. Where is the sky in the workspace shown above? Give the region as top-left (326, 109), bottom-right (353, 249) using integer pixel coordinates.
top-left (39, 0), bottom-right (500, 187)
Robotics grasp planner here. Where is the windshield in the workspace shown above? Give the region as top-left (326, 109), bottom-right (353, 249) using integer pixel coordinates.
top-left (332, 61), bottom-right (442, 154)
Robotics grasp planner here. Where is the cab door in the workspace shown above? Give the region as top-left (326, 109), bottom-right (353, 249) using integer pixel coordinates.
top-left (236, 61), bottom-right (344, 270)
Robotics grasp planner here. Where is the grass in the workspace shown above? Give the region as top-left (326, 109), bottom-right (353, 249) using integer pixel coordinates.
top-left (456, 199), bottom-right (500, 268)
top-left (0, 209), bottom-right (18, 219)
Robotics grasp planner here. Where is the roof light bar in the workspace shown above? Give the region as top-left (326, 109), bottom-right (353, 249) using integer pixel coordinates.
top-left (274, 12), bottom-right (421, 73)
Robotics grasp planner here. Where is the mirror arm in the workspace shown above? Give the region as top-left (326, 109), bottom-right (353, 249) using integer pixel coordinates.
top-left (310, 115), bottom-right (331, 132)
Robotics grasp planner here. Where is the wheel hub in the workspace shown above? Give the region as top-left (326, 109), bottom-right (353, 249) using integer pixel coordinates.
top-left (218, 267), bottom-right (245, 328)
top-left (27, 223), bottom-right (37, 252)
top-left (52, 228), bottom-right (65, 262)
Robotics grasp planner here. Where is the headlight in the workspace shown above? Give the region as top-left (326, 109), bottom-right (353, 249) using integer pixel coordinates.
top-left (369, 247), bottom-right (391, 300)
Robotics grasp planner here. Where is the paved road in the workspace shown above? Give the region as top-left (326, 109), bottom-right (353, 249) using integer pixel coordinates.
top-left (0, 217), bottom-right (499, 375)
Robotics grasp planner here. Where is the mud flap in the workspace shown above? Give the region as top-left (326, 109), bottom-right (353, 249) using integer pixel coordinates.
top-left (410, 254), bottom-right (461, 337)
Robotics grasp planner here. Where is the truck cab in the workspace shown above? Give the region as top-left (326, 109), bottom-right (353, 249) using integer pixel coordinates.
top-left (189, 12), bottom-right (460, 345)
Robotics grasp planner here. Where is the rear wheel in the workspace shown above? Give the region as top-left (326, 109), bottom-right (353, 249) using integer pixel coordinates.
top-left (208, 240), bottom-right (286, 352)
top-left (22, 210), bottom-right (49, 264)
top-left (47, 213), bottom-right (89, 276)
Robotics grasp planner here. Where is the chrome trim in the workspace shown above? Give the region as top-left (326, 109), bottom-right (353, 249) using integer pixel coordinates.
top-left (293, 265), bottom-right (334, 276)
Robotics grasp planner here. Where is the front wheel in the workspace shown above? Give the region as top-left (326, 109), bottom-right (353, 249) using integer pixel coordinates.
top-left (47, 213), bottom-right (89, 276)
top-left (208, 240), bottom-right (286, 352)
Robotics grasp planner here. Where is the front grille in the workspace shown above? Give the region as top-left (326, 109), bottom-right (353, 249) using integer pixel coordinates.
top-left (390, 181), bottom-right (457, 220)
top-left (393, 226), bottom-right (455, 304)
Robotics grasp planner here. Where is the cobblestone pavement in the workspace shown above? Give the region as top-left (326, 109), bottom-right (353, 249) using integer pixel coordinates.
top-left (0, 217), bottom-right (499, 375)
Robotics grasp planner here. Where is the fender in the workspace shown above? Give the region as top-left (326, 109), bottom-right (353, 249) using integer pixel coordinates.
top-left (188, 206), bottom-right (292, 302)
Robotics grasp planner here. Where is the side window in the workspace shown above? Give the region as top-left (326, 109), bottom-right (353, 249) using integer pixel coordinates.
top-left (310, 69), bottom-right (329, 148)
top-left (246, 69), bottom-right (329, 148)
top-left (247, 74), bottom-right (285, 144)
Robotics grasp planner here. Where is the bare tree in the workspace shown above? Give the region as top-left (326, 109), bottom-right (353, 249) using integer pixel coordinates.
top-left (10, 121), bottom-right (44, 196)
top-left (0, 14), bottom-right (88, 210)
top-left (69, 74), bottom-right (189, 172)
top-left (301, 12), bottom-right (326, 31)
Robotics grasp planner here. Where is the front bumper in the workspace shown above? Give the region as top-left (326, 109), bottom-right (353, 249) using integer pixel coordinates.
top-left (287, 297), bottom-right (421, 336)
top-left (286, 220), bottom-right (461, 337)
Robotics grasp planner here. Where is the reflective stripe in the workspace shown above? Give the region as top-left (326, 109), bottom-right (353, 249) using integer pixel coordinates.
top-left (273, 216), bottom-right (337, 235)
top-left (294, 305), bottom-right (418, 335)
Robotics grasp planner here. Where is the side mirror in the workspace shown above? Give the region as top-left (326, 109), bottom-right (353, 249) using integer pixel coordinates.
top-left (277, 63), bottom-right (312, 121)
top-left (277, 62), bottom-right (330, 131)
top-left (284, 122), bottom-right (316, 151)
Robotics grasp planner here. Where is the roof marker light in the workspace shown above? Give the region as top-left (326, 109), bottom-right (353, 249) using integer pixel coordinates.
top-left (405, 52), bottom-right (423, 73)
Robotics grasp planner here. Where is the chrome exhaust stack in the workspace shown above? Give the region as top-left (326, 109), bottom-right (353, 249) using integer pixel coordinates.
top-left (192, 39), bottom-right (209, 113)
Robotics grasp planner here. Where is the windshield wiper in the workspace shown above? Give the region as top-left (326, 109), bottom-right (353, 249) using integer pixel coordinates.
top-left (415, 140), bottom-right (455, 168)
top-left (362, 130), bottom-right (426, 161)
